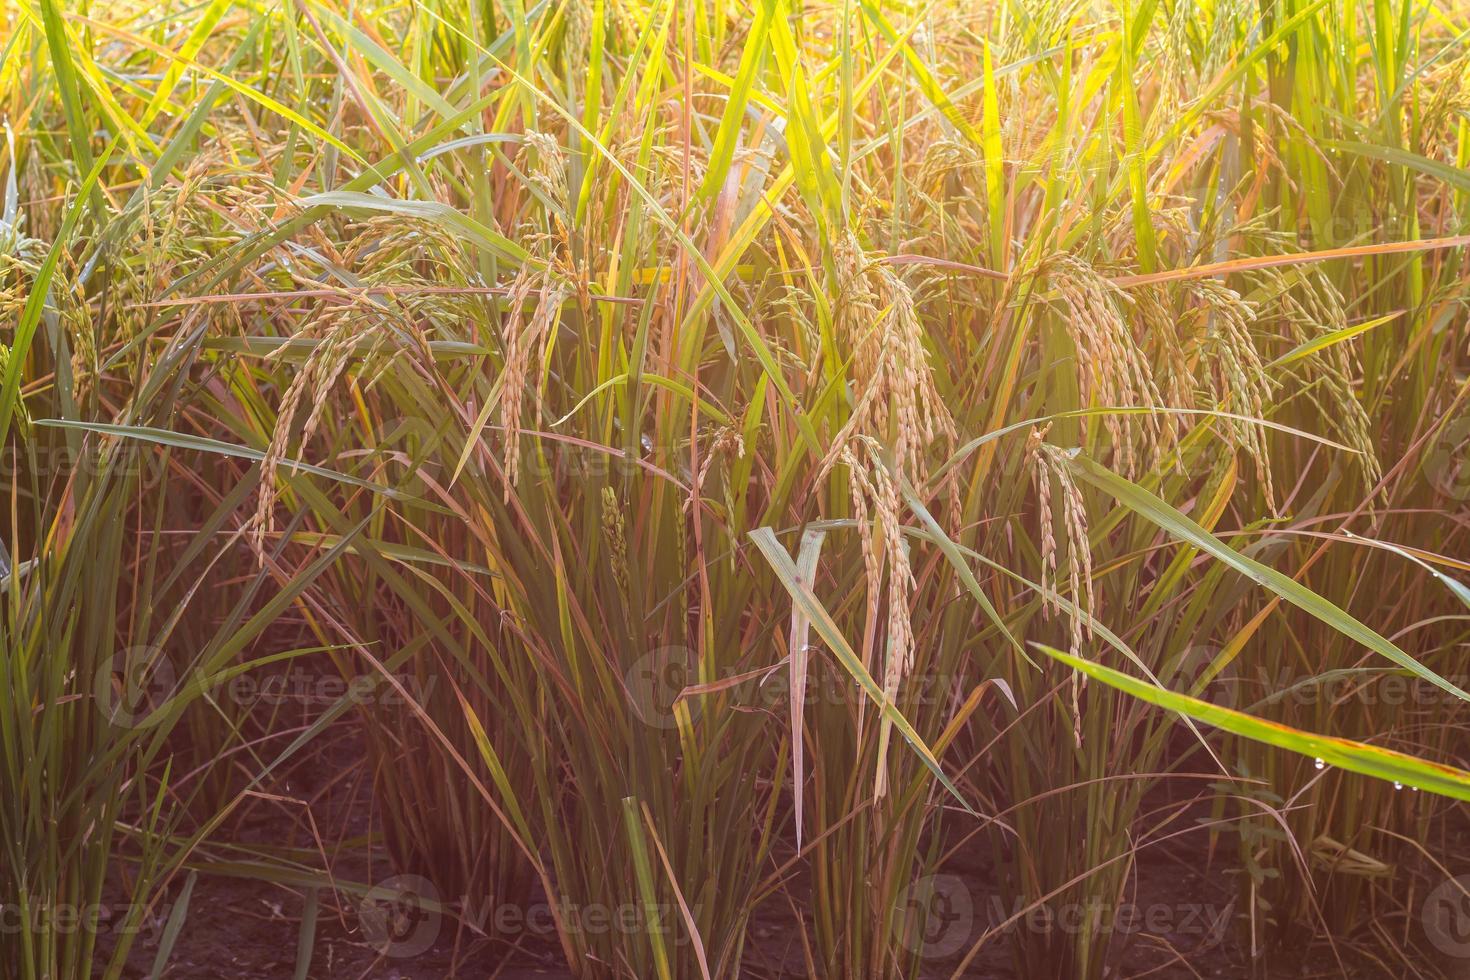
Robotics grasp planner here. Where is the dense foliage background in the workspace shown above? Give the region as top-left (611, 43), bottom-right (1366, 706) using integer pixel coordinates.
top-left (2, 0), bottom-right (1470, 976)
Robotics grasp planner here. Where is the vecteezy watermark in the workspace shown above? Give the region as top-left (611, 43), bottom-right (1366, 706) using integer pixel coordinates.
top-left (359, 875), bottom-right (442, 959)
top-left (1165, 660), bottom-right (1470, 712)
top-left (0, 443), bottom-right (155, 483)
top-left (187, 667), bottom-right (439, 711)
top-left (356, 879), bottom-right (695, 957)
top-left (94, 652), bottom-right (441, 730)
top-left (465, 898), bottom-right (694, 941)
top-left (0, 901), bottom-right (170, 937)
top-left (895, 876), bottom-right (1233, 961)
top-left (624, 645), bottom-right (961, 728)
top-left (94, 646), bottom-right (179, 728)
top-left (1422, 874), bottom-right (1470, 958)
top-left (754, 666), bottom-right (960, 712)
top-left (979, 895), bottom-right (1233, 946)
top-left (367, 417), bottom-right (698, 485)
top-left (896, 874), bottom-right (974, 959)
top-left (1424, 412), bottom-right (1470, 501)
top-left (625, 645), bottom-right (703, 729)
top-left (1169, 644), bottom-right (1240, 711)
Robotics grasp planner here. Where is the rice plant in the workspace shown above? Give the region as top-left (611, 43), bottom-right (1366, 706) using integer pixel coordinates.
top-left (4, 0), bottom-right (1470, 977)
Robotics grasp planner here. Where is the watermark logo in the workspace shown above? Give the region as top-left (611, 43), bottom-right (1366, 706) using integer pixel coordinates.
top-left (624, 650), bottom-right (958, 727)
top-left (894, 876), bottom-right (1233, 960)
top-left (188, 666), bottom-right (438, 710)
top-left (359, 874), bottom-right (441, 959)
top-left (358, 886), bottom-right (694, 948)
top-left (96, 655), bottom-right (441, 727)
top-left (478, 899), bottom-right (688, 940)
top-left (93, 646), bottom-right (177, 729)
top-left (1425, 413), bottom-right (1470, 501)
top-left (0, 901), bottom-right (170, 936)
top-left (896, 874), bottom-right (974, 959)
top-left (1171, 644), bottom-right (1240, 711)
top-left (625, 645), bottom-right (701, 729)
top-left (1423, 875), bottom-right (1470, 958)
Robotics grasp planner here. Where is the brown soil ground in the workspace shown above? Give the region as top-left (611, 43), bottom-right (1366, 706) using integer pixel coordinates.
top-left (94, 669), bottom-right (1470, 980)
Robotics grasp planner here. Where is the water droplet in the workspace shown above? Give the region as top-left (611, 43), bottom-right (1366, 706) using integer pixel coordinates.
top-left (1314, 757), bottom-right (1325, 770)
top-left (1394, 781), bottom-right (1403, 790)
